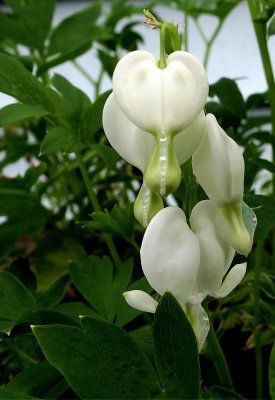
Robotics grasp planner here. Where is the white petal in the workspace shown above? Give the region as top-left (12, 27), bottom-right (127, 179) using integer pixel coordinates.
top-left (174, 111), bottom-right (206, 165)
top-left (102, 93), bottom-right (155, 172)
top-left (192, 114), bottom-right (244, 205)
top-left (123, 290), bottom-right (158, 313)
top-left (214, 262), bottom-right (247, 298)
top-left (140, 206), bottom-right (200, 307)
top-left (113, 50), bottom-right (208, 134)
top-left (190, 200), bottom-right (235, 296)
top-left (187, 302), bottom-right (210, 352)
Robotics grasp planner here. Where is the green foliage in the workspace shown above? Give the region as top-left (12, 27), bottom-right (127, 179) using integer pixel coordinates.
top-left (2, 361), bottom-right (68, 399)
top-left (0, 0), bottom-right (274, 398)
top-left (32, 317), bottom-right (161, 399)
top-left (209, 78), bottom-right (246, 118)
top-left (269, 340), bottom-right (275, 398)
top-left (153, 293), bottom-right (200, 399)
top-left (0, 0), bottom-right (55, 51)
top-left (0, 271), bottom-right (36, 334)
top-left (48, 2), bottom-right (103, 56)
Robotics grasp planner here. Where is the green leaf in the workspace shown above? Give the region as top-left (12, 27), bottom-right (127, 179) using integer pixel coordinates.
top-left (51, 73), bottom-right (91, 129)
top-left (98, 49), bottom-right (118, 77)
top-left (0, 389), bottom-right (39, 399)
top-left (32, 317), bottom-right (161, 399)
top-left (268, 12), bottom-right (275, 37)
top-left (209, 78), bottom-right (246, 118)
top-left (0, 271), bottom-right (36, 333)
top-left (0, 0), bottom-right (55, 51)
top-left (153, 292), bottom-right (200, 399)
top-left (35, 275), bottom-right (70, 309)
top-left (0, 174), bottom-right (48, 258)
top-left (91, 143), bottom-right (120, 170)
top-left (48, 2), bottom-right (102, 56)
top-left (34, 236), bottom-right (86, 293)
top-left (0, 54), bottom-right (57, 110)
top-left (4, 361), bottom-right (68, 399)
top-left (36, 43), bottom-right (92, 76)
top-left (81, 90), bottom-right (111, 140)
top-left (40, 126), bottom-right (79, 155)
top-left (0, 103), bottom-right (49, 127)
top-left (84, 203), bottom-right (136, 245)
top-left (269, 340), bottom-right (275, 398)
top-left (253, 158), bottom-right (275, 174)
top-left (200, 385), bottom-right (246, 399)
top-left (55, 302), bottom-right (103, 323)
top-left (69, 256), bottom-right (133, 322)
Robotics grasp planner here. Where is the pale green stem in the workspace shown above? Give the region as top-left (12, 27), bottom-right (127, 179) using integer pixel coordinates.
top-left (194, 19), bottom-right (208, 44)
top-left (183, 1), bottom-right (189, 51)
top-left (76, 151), bottom-right (121, 268)
top-left (207, 318), bottom-right (234, 391)
top-left (203, 19), bottom-right (224, 69)
top-left (72, 60), bottom-right (96, 86)
top-left (253, 239), bottom-right (264, 400)
top-left (159, 25), bottom-right (167, 69)
top-left (247, 0), bottom-right (275, 198)
top-left (95, 67), bottom-right (104, 98)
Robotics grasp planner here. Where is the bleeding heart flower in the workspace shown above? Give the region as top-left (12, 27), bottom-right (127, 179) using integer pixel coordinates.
top-left (124, 204), bottom-right (247, 350)
top-left (192, 113), bottom-right (256, 256)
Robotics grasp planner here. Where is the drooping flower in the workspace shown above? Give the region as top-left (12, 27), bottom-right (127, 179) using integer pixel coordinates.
top-left (124, 203), bottom-right (247, 350)
top-left (103, 50), bottom-right (208, 203)
top-left (103, 92), bottom-right (206, 225)
top-left (192, 113), bottom-right (256, 256)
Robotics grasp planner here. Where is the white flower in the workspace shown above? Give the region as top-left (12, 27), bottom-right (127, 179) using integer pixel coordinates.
top-left (103, 49), bottom-right (208, 203)
top-left (124, 204), bottom-right (246, 350)
top-left (103, 92), bottom-right (206, 223)
top-left (192, 113), bottom-right (255, 256)
top-left (112, 50), bottom-right (208, 134)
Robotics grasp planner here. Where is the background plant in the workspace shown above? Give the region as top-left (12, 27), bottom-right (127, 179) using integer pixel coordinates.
top-left (0, 0), bottom-right (275, 399)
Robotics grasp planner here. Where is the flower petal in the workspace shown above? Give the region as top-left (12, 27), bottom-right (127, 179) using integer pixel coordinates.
top-left (190, 200), bottom-right (235, 297)
top-left (113, 50), bottom-right (208, 134)
top-left (174, 111), bottom-right (206, 165)
top-left (140, 206), bottom-right (200, 307)
top-left (214, 262), bottom-right (247, 298)
top-left (102, 93), bottom-right (155, 172)
top-left (192, 113), bottom-right (244, 204)
top-left (123, 290), bottom-right (158, 313)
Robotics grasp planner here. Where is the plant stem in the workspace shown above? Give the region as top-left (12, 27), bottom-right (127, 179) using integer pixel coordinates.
top-left (207, 318), bottom-right (234, 391)
top-left (203, 20), bottom-right (223, 69)
top-left (183, 0), bottom-right (189, 51)
top-left (72, 60), bottom-right (96, 86)
top-left (247, 0), bottom-right (275, 196)
top-left (76, 151), bottom-right (121, 268)
top-left (253, 239), bottom-right (264, 399)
